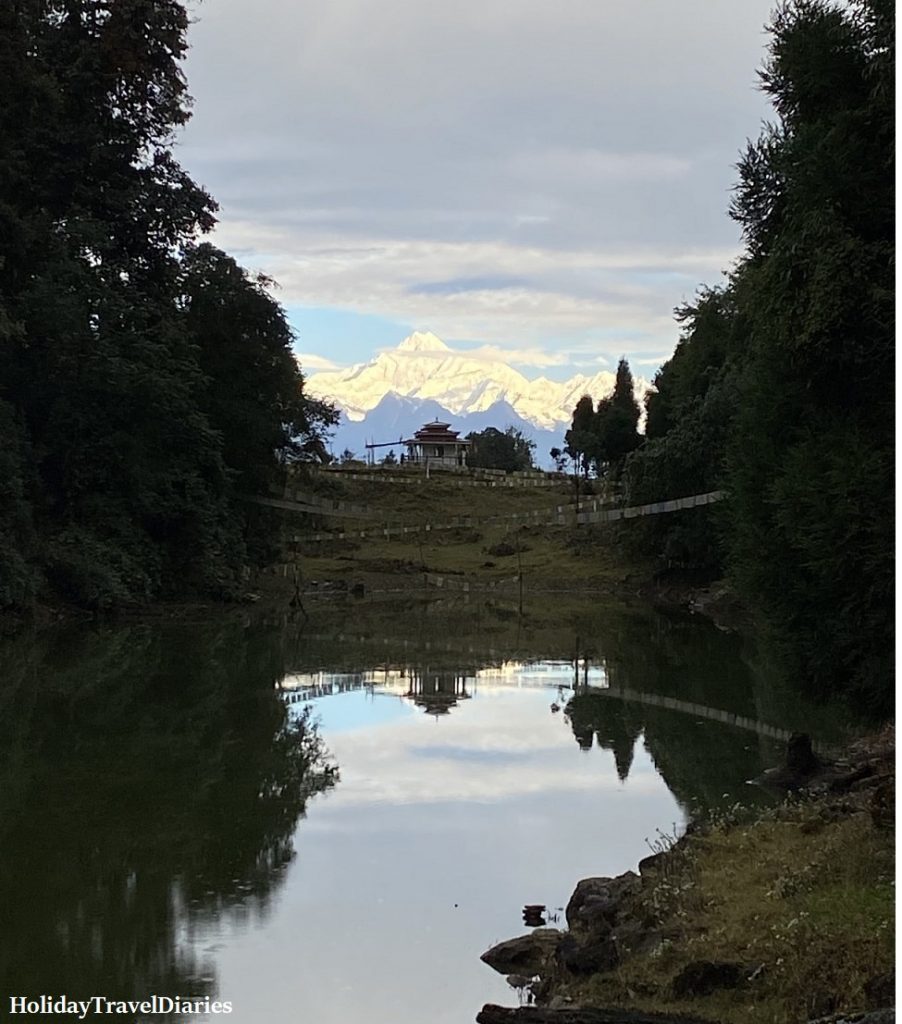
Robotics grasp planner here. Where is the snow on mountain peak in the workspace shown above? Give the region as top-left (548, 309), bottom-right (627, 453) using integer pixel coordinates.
top-left (306, 332), bottom-right (649, 432)
top-left (396, 330), bottom-right (450, 353)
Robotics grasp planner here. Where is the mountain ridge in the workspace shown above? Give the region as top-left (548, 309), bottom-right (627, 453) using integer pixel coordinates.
top-left (325, 392), bottom-right (563, 464)
top-left (306, 331), bottom-right (650, 436)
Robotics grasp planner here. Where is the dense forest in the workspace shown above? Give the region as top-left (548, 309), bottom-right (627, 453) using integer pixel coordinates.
top-left (568, 0), bottom-right (893, 709)
top-left (0, 1), bottom-right (335, 611)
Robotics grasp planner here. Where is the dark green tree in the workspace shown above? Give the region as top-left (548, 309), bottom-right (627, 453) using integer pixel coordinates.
top-left (465, 426), bottom-right (536, 472)
top-left (0, 0), bottom-right (233, 607)
top-left (564, 395), bottom-right (596, 477)
top-left (180, 243), bottom-right (337, 495)
top-left (645, 287), bottom-right (740, 441)
top-left (726, 0), bottom-right (894, 707)
top-left (594, 358), bottom-right (641, 475)
top-left (549, 447), bottom-right (569, 473)
top-left (0, 2), bottom-right (336, 610)
top-left (621, 286), bottom-right (746, 574)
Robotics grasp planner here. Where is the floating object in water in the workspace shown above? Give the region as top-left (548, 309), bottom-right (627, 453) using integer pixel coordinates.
top-left (522, 904), bottom-right (546, 927)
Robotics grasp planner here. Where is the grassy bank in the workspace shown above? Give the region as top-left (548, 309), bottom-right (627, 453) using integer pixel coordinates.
top-left (543, 732), bottom-right (895, 1023)
top-left (288, 468), bottom-right (654, 594)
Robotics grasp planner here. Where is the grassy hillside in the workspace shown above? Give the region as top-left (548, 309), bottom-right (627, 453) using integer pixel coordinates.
top-left (286, 468), bottom-right (642, 593)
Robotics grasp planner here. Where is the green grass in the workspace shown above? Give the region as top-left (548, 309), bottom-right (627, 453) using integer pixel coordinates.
top-left (291, 470), bottom-right (641, 590)
top-left (576, 799), bottom-right (894, 1023)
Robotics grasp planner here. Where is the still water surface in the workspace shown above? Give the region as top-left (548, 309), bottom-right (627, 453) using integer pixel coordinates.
top-left (0, 597), bottom-right (854, 1023)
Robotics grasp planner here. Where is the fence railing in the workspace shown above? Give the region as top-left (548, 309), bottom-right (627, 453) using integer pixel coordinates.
top-left (283, 490), bottom-right (725, 544)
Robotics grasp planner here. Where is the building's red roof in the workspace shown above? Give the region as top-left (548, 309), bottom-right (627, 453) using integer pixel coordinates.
top-left (403, 420), bottom-right (470, 445)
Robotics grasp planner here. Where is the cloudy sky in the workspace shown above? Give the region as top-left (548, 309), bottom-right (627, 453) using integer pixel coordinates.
top-left (179, 0), bottom-right (776, 381)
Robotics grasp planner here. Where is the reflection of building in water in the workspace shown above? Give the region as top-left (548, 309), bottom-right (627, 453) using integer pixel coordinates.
top-left (403, 670), bottom-right (472, 716)
top-left (277, 659), bottom-right (599, 716)
top-left (278, 667), bottom-right (473, 716)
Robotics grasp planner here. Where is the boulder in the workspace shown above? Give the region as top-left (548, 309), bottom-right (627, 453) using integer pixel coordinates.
top-left (506, 974), bottom-right (534, 989)
top-left (786, 732), bottom-right (820, 775)
top-left (481, 929), bottom-right (562, 975)
top-left (638, 851), bottom-right (669, 876)
top-left (611, 919), bottom-right (670, 958)
top-left (756, 733), bottom-right (828, 791)
top-left (477, 1003), bottom-right (716, 1023)
top-left (671, 960), bottom-right (744, 997)
top-left (576, 895), bottom-right (619, 933)
top-left (555, 933), bottom-right (620, 975)
top-left (565, 872), bottom-right (641, 929)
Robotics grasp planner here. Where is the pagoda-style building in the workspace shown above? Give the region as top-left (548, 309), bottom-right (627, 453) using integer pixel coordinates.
top-left (402, 420), bottom-right (470, 469)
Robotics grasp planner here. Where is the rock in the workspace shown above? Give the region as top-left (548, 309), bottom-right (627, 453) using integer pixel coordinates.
top-left (864, 971), bottom-right (895, 1010)
top-left (611, 919), bottom-right (672, 958)
top-left (828, 764), bottom-right (874, 793)
top-left (477, 1003), bottom-right (715, 1022)
top-left (576, 895), bottom-right (619, 933)
top-left (787, 732), bottom-right (820, 774)
top-left (556, 933), bottom-right (620, 975)
top-left (529, 977), bottom-right (553, 1002)
top-left (547, 996), bottom-right (574, 1010)
top-left (481, 929), bottom-right (562, 975)
top-left (507, 974), bottom-right (534, 989)
top-left (565, 872), bottom-right (640, 929)
top-left (671, 960), bottom-right (744, 997)
top-left (638, 851), bottom-right (669, 876)
top-left (755, 733), bottom-right (826, 791)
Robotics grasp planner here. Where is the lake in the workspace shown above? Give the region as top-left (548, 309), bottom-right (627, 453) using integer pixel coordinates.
top-left (0, 595), bottom-right (855, 1022)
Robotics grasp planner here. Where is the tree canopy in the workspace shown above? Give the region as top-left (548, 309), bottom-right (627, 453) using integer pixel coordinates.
top-left (0, 1), bottom-right (334, 610)
top-left (465, 426), bottom-right (536, 472)
top-left (564, 395), bottom-right (596, 478)
top-left (621, 0), bottom-right (894, 709)
top-left (564, 359), bottom-right (641, 479)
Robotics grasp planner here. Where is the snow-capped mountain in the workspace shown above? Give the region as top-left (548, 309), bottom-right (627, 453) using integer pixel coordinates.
top-left (325, 392), bottom-right (565, 465)
top-left (306, 331), bottom-right (650, 450)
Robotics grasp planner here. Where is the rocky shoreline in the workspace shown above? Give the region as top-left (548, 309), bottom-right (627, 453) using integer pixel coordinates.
top-left (477, 731), bottom-right (895, 1024)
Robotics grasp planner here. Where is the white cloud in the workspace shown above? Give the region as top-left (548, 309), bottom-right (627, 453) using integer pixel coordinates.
top-left (634, 355), bottom-right (673, 366)
top-left (453, 344), bottom-right (572, 369)
top-left (296, 352), bottom-right (343, 370)
top-left (211, 219), bottom-right (733, 355)
top-left (178, 0), bottom-right (774, 368)
top-left (295, 685), bottom-right (667, 809)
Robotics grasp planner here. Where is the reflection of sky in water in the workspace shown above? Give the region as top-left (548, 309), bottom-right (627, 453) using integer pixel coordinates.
top-left (305, 688), bottom-right (416, 733)
top-left (195, 671), bottom-right (684, 1024)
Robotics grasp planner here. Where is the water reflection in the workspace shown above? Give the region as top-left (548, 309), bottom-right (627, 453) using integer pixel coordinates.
top-left (0, 621), bottom-right (335, 1017)
top-left (280, 594), bottom-right (849, 815)
top-left (0, 596), bottom-right (857, 1024)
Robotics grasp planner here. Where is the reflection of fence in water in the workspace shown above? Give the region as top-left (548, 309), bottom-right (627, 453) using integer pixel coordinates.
top-left (278, 660), bottom-right (818, 751)
top-left (278, 661), bottom-right (598, 706)
top-left (579, 684), bottom-right (828, 753)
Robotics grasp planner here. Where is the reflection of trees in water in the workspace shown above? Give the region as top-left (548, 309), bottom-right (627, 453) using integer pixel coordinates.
top-left (567, 692), bottom-right (776, 815)
top-left (0, 621), bottom-right (335, 1010)
top-left (563, 613), bottom-right (809, 815)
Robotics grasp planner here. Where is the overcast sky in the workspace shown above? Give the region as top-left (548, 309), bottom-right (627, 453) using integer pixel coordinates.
top-left (179, 0), bottom-right (777, 380)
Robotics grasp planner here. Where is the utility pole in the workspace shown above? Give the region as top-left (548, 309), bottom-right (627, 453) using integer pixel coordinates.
top-left (516, 536), bottom-right (523, 617)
